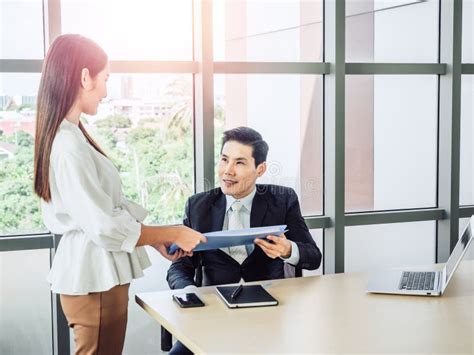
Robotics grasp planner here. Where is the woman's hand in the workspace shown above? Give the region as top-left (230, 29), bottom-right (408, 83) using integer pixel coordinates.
top-left (174, 225), bottom-right (207, 252)
top-left (137, 224), bottom-right (206, 257)
top-left (153, 243), bottom-right (193, 262)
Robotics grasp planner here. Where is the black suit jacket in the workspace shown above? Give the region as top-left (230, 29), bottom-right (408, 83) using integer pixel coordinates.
top-left (167, 184), bottom-right (322, 289)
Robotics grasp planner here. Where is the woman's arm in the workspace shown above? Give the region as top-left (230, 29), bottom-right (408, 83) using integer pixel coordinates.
top-left (137, 224), bottom-right (204, 252)
top-left (53, 146), bottom-right (205, 256)
top-left (137, 224), bottom-right (206, 261)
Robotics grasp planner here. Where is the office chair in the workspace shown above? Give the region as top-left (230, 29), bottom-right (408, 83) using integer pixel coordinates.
top-left (160, 257), bottom-right (301, 351)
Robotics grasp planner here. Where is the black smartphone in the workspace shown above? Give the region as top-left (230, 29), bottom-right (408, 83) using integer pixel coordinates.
top-left (172, 293), bottom-right (205, 308)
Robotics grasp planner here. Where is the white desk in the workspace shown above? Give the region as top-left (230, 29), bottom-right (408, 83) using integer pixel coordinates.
top-left (136, 261), bottom-right (473, 354)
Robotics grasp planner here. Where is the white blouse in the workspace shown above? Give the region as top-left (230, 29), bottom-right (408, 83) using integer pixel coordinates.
top-left (42, 119), bottom-right (151, 295)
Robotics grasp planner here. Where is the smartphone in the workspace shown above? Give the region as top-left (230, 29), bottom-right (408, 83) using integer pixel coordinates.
top-left (172, 293), bottom-right (205, 308)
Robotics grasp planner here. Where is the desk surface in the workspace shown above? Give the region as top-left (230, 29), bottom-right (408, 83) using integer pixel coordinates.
top-left (136, 261), bottom-right (473, 354)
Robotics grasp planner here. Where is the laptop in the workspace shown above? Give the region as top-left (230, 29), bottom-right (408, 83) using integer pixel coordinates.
top-left (367, 216), bottom-right (474, 296)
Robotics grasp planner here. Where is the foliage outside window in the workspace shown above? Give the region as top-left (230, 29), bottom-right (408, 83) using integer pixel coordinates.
top-left (0, 76), bottom-right (225, 232)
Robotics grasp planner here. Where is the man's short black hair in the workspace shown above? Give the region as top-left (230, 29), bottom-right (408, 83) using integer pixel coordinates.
top-left (221, 127), bottom-right (269, 167)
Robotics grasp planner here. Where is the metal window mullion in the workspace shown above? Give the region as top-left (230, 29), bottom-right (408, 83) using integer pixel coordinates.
top-left (304, 216), bottom-right (331, 229)
top-left (437, 0), bottom-right (463, 262)
top-left (459, 206), bottom-right (474, 218)
top-left (462, 64), bottom-right (474, 74)
top-left (193, 0), bottom-right (214, 193)
top-left (0, 59), bottom-right (43, 72)
top-left (346, 63), bottom-right (447, 75)
top-left (323, 0), bottom-right (345, 274)
top-left (43, 0), bottom-right (61, 50)
top-left (0, 234), bottom-right (53, 251)
top-left (213, 62), bottom-right (330, 74)
top-left (345, 208), bottom-right (445, 226)
top-left (110, 61), bottom-right (198, 73)
top-left (0, 60), bottom-right (200, 74)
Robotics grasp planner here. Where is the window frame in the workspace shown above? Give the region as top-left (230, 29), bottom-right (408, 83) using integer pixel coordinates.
top-left (1, 0), bottom-right (473, 352)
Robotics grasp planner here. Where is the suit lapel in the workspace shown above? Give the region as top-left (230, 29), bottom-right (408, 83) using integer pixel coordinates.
top-left (250, 185), bottom-right (268, 228)
top-left (210, 193), bottom-right (226, 232)
top-left (240, 186), bottom-right (268, 265)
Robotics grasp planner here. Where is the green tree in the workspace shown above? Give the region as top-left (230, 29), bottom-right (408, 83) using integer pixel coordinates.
top-left (15, 130), bottom-right (34, 147)
top-left (0, 77), bottom-right (227, 232)
top-left (96, 115), bottom-right (132, 129)
top-left (0, 131), bottom-right (43, 233)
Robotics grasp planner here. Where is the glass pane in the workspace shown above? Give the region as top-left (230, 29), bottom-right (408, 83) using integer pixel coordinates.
top-left (213, 0), bottom-right (323, 62)
top-left (87, 74), bottom-right (194, 225)
top-left (460, 76), bottom-right (474, 205)
top-left (0, 0), bottom-right (44, 59)
top-left (61, 0), bottom-right (193, 60)
top-left (346, 0), bottom-right (439, 62)
top-left (345, 221), bottom-right (436, 272)
top-left (0, 249), bottom-right (52, 354)
top-left (124, 246), bottom-right (170, 353)
top-left (345, 75), bottom-right (438, 212)
top-left (0, 73), bottom-right (45, 234)
top-left (459, 218), bottom-right (474, 260)
top-left (214, 74), bottom-right (323, 216)
top-left (462, 0), bottom-right (474, 63)
top-left (304, 229), bottom-right (323, 276)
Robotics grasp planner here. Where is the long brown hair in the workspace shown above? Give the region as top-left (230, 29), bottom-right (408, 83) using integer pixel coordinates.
top-left (34, 34), bottom-right (108, 202)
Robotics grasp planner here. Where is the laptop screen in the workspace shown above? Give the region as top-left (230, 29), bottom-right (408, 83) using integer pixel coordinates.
top-left (444, 221), bottom-right (473, 284)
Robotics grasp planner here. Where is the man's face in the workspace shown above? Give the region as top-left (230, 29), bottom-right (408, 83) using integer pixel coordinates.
top-left (218, 140), bottom-right (266, 199)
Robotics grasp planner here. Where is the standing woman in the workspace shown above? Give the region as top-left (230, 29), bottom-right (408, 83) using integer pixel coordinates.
top-left (33, 34), bottom-right (205, 354)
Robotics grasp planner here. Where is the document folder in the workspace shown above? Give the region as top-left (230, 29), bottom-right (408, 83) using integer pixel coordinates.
top-left (168, 225), bottom-right (287, 254)
top-left (215, 285), bottom-right (279, 308)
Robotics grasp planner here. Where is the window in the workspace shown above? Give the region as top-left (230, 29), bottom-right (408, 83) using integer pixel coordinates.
top-left (345, 75), bottom-right (438, 212)
top-left (345, 221), bottom-right (436, 272)
top-left (346, 0), bottom-right (439, 63)
top-left (460, 75), bottom-right (474, 205)
top-left (61, 0), bottom-right (193, 60)
top-left (462, 0), bottom-right (473, 63)
top-left (90, 74), bottom-right (194, 225)
top-left (214, 74), bottom-right (323, 216)
top-left (1, 0), bottom-right (472, 351)
top-left (0, 73), bottom-right (44, 234)
top-left (214, 0), bottom-right (323, 62)
top-left (0, 249), bottom-right (52, 354)
top-left (0, 0), bottom-right (44, 59)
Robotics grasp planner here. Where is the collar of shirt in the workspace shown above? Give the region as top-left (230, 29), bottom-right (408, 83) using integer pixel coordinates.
top-left (225, 187), bottom-right (257, 214)
top-left (60, 119), bottom-right (87, 142)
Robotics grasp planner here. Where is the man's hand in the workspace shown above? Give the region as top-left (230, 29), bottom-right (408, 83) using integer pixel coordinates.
top-left (153, 243), bottom-right (193, 262)
top-left (254, 233), bottom-right (291, 259)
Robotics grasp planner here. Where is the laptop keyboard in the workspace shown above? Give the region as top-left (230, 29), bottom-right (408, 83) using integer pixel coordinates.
top-left (398, 271), bottom-right (436, 291)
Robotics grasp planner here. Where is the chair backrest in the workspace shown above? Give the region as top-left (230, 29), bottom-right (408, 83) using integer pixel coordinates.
top-left (284, 263), bottom-right (303, 278)
top-left (194, 254), bottom-right (204, 286)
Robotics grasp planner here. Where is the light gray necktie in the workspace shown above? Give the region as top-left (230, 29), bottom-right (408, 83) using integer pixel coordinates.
top-left (226, 200), bottom-right (249, 264)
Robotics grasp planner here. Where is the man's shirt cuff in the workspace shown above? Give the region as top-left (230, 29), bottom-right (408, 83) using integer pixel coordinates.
top-left (281, 241), bottom-right (300, 265)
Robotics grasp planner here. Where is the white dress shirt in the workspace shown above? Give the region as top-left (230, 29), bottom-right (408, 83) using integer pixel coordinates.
top-left (223, 188), bottom-right (300, 265)
top-left (42, 120), bottom-right (151, 295)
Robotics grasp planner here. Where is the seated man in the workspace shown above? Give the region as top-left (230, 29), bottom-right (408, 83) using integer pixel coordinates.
top-left (167, 127), bottom-right (322, 354)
